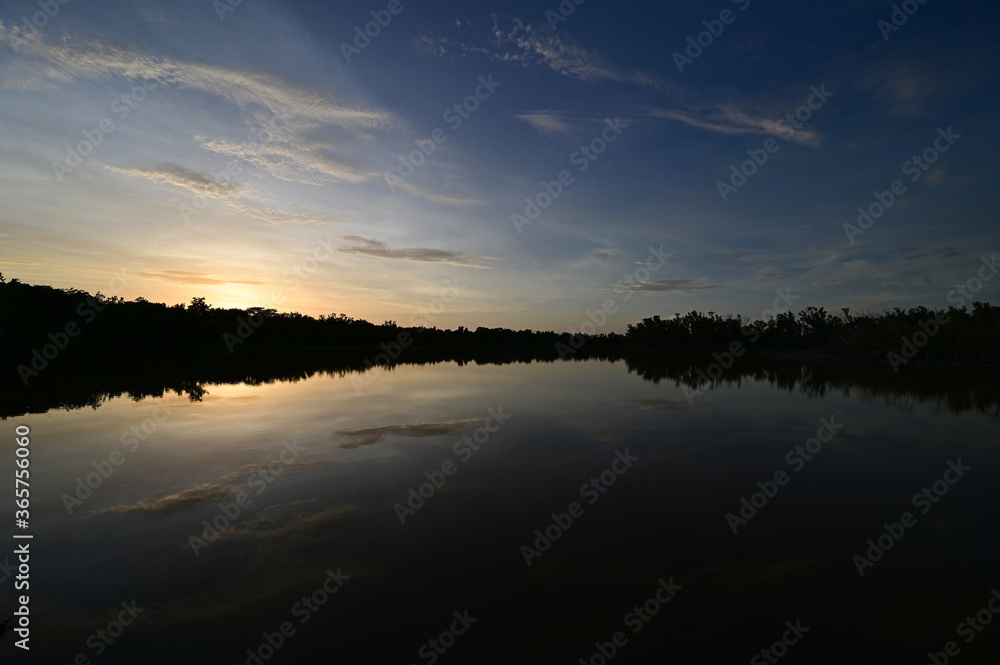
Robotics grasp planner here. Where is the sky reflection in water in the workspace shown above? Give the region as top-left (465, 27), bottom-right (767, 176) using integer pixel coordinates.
top-left (4, 358), bottom-right (999, 663)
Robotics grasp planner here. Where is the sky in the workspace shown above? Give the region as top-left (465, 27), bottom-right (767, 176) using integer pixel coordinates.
top-left (0, 0), bottom-right (998, 332)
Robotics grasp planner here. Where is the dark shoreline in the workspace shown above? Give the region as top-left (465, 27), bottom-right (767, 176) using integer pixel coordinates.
top-left (3, 346), bottom-right (998, 421)
top-left (758, 349), bottom-right (1000, 371)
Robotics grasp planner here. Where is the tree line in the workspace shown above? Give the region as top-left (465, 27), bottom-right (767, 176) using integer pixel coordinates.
top-left (1, 276), bottom-right (997, 372)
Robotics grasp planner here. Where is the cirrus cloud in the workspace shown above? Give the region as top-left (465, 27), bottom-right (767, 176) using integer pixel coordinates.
top-left (339, 236), bottom-right (490, 269)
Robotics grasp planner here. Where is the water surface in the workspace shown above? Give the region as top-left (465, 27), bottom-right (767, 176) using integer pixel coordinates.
top-left (2, 357), bottom-right (998, 663)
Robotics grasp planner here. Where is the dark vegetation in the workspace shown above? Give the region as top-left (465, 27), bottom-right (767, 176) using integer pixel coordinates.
top-left (1, 275), bottom-right (998, 384)
top-left (1, 275), bottom-right (998, 419)
top-left (623, 305), bottom-right (1000, 364)
top-left (2, 344), bottom-right (999, 421)
top-left (0, 275), bottom-right (579, 357)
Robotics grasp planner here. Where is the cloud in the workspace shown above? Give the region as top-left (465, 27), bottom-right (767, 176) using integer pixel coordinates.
top-left (103, 163), bottom-right (239, 197)
top-left (615, 397), bottom-right (694, 412)
top-left (924, 167), bottom-right (951, 185)
top-left (333, 419), bottom-right (484, 448)
top-left (196, 134), bottom-right (375, 186)
top-left (104, 163), bottom-right (346, 225)
top-left (176, 500), bottom-right (364, 547)
top-left (136, 271), bottom-right (267, 286)
top-left (338, 237), bottom-right (489, 268)
top-left (494, 20), bottom-right (668, 92)
top-left (515, 111), bottom-right (576, 136)
top-left (0, 23), bottom-right (393, 130)
top-left (648, 104), bottom-right (822, 148)
top-left (421, 19), bottom-right (667, 94)
top-left (392, 181), bottom-right (484, 207)
top-left (99, 459), bottom-right (335, 516)
top-left (620, 279), bottom-right (720, 294)
top-left (0, 21), bottom-right (395, 185)
top-left (223, 199), bottom-right (347, 226)
top-left (224, 501), bottom-right (363, 540)
top-left (856, 55), bottom-right (957, 119)
top-left (224, 458), bottom-right (334, 480)
top-left (895, 247), bottom-right (964, 261)
top-left (100, 484), bottom-right (238, 515)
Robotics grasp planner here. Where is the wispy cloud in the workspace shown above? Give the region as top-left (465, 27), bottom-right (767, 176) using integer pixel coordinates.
top-left (136, 271), bottom-right (267, 286)
top-left (100, 484), bottom-right (238, 515)
top-left (100, 459), bottom-right (334, 516)
top-left (648, 105), bottom-right (822, 147)
top-left (222, 501), bottom-right (363, 540)
top-left (615, 397), bottom-right (694, 412)
top-left (196, 134), bottom-right (375, 186)
top-left (338, 237), bottom-right (489, 268)
top-left (855, 55), bottom-right (958, 119)
top-left (393, 181), bottom-right (484, 207)
top-left (223, 199), bottom-right (347, 226)
top-left (0, 22), bottom-right (393, 130)
top-left (420, 19), bottom-right (668, 94)
top-left (103, 163), bottom-right (239, 197)
top-left (620, 279), bottom-right (720, 294)
top-left (514, 111), bottom-right (576, 136)
top-left (103, 162), bottom-right (345, 226)
top-left (891, 246), bottom-right (964, 261)
top-left (0, 21), bottom-right (395, 187)
top-left (492, 20), bottom-right (668, 93)
top-left (333, 419), bottom-right (483, 448)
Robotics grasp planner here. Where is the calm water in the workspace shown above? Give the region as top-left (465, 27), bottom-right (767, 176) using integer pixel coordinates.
top-left (2, 357), bottom-right (999, 664)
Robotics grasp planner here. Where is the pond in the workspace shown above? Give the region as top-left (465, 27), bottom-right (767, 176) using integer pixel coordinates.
top-left (3, 355), bottom-right (999, 663)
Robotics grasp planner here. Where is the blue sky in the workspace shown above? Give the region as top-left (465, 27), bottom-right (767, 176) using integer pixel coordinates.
top-left (1, 0), bottom-right (997, 331)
